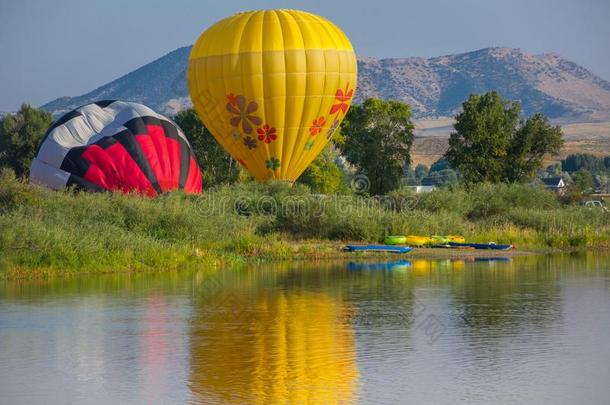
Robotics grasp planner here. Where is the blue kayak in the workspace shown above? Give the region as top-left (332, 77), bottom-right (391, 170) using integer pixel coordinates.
top-left (343, 245), bottom-right (413, 254)
top-left (448, 242), bottom-right (513, 250)
top-left (347, 260), bottom-right (412, 270)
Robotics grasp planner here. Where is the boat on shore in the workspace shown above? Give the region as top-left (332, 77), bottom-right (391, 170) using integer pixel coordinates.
top-left (447, 242), bottom-right (513, 250)
top-left (343, 245), bottom-right (413, 254)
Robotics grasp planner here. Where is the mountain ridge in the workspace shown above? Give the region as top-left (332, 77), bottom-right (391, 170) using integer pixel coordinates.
top-left (42, 46), bottom-right (610, 122)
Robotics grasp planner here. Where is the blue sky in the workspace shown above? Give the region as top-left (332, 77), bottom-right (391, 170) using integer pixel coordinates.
top-left (1, 0), bottom-right (609, 111)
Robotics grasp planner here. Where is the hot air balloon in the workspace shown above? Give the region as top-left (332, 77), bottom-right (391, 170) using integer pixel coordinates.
top-left (187, 9), bottom-right (357, 182)
top-left (30, 100), bottom-right (202, 195)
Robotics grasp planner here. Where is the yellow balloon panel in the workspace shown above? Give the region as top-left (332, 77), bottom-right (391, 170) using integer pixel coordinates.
top-left (187, 9), bottom-right (358, 181)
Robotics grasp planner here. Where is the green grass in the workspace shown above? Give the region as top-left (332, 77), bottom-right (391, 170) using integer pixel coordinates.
top-left (1, 169), bottom-right (609, 279)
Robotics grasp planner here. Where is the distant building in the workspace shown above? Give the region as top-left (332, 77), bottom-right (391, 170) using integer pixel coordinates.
top-left (541, 177), bottom-right (566, 194)
top-left (410, 177), bottom-right (437, 193)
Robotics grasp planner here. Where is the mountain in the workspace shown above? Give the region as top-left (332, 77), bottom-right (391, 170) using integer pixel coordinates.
top-left (42, 46), bottom-right (610, 122)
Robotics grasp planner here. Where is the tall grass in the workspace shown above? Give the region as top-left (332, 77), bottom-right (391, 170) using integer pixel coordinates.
top-left (1, 169), bottom-right (609, 277)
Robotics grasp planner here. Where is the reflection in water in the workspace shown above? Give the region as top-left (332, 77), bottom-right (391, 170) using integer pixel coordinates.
top-left (1, 254), bottom-right (609, 404)
top-left (347, 260), bottom-right (411, 271)
top-left (189, 289), bottom-right (358, 404)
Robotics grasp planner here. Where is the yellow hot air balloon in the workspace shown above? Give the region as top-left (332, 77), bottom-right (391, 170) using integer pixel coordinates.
top-left (187, 9), bottom-right (357, 182)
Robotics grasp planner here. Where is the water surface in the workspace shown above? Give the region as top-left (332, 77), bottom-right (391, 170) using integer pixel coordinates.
top-left (1, 254), bottom-right (610, 404)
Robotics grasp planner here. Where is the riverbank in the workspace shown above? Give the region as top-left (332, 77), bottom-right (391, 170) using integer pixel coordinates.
top-left (1, 170), bottom-right (609, 280)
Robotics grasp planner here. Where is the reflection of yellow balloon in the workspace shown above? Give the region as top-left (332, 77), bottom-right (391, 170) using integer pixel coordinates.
top-left (187, 9), bottom-right (358, 181)
top-left (190, 291), bottom-right (358, 404)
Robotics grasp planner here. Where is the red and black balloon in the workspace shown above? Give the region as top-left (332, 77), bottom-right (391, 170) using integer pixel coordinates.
top-left (30, 100), bottom-right (202, 195)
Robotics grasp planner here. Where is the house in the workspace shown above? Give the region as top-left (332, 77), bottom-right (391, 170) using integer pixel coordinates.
top-left (541, 177), bottom-right (566, 194)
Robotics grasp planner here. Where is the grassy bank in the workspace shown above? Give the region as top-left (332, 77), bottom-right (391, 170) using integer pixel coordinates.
top-left (1, 170), bottom-right (609, 279)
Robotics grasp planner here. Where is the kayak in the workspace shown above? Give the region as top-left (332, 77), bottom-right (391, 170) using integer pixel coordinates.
top-left (447, 235), bottom-right (466, 243)
top-left (405, 235), bottom-right (433, 246)
top-left (343, 245), bottom-right (413, 254)
top-left (384, 235), bottom-right (407, 245)
top-left (347, 260), bottom-right (411, 271)
top-left (431, 235), bottom-right (450, 244)
top-left (447, 242), bottom-right (513, 250)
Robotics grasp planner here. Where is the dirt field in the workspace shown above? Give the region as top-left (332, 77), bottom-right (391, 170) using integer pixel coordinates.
top-left (411, 118), bottom-right (610, 167)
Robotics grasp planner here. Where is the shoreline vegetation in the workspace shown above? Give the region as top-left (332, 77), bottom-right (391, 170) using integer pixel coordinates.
top-left (1, 170), bottom-right (608, 280)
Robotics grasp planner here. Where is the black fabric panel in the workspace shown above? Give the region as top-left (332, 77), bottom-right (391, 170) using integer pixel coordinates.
top-left (96, 136), bottom-right (118, 149)
top-left (113, 131), bottom-right (162, 194)
top-left (123, 116), bottom-right (161, 136)
top-left (178, 140), bottom-right (191, 189)
top-left (123, 116), bottom-right (183, 141)
top-left (66, 174), bottom-right (106, 192)
top-left (94, 100), bottom-right (117, 108)
top-left (159, 118), bottom-right (181, 141)
top-left (158, 120), bottom-right (190, 188)
top-left (60, 146), bottom-right (90, 178)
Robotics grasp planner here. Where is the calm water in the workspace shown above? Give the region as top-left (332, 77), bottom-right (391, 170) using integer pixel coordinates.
top-left (1, 254), bottom-right (610, 404)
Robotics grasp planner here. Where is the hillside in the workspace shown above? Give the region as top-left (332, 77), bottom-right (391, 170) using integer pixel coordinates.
top-left (42, 46), bottom-right (610, 122)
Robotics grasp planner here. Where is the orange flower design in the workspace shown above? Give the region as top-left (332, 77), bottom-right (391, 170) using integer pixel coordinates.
top-left (257, 124), bottom-right (278, 144)
top-left (227, 93), bottom-right (238, 106)
top-left (330, 83), bottom-right (354, 115)
top-left (309, 116), bottom-right (326, 136)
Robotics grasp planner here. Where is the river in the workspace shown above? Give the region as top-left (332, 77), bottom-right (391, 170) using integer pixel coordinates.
top-left (1, 254), bottom-right (609, 404)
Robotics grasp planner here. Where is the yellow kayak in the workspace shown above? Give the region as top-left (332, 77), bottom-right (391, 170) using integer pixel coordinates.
top-left (405, 235), bottom-right (433, 246)
top-left (405, 235), bottom-right (465, 246)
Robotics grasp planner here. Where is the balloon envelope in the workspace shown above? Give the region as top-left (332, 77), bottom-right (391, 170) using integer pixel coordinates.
top-left (187, 9), bottom-right (357, 182)
top-left (30, 100), bottom-right (202, 195)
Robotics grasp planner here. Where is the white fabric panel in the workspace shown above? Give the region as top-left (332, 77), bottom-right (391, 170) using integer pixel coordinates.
top-left (34, 100), bottom-right (189, 171)
top-left (30, 158), bottom-right (70, 190)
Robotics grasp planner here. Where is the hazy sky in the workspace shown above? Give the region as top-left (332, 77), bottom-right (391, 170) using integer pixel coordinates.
top-left (1, 0), bottom-right (609, 111)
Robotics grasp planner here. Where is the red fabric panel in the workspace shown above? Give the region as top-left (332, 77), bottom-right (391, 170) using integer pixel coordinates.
top-left (184, 156), bottom-right (203, 194)
top-left (82, 143), bottom-right (156, 196)
top-left (135, 124), bottom-right (180, 192)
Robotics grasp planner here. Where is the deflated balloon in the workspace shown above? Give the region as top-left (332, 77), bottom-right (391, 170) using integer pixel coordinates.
top-left (187, 9), bottom-right (358, 182)
top-left (30, 100), bottom-right (202, 195)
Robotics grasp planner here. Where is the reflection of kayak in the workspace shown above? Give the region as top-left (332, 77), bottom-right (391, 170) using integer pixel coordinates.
top-left (343, 245), bottom-right (413, 254)
top-left (448, 242), bottom-right (513, 250)
top-left (474, 257), bottom-right (512, 262)
top-left (347, 260), bottom-right (411, 271)
top-left (384, 235), bottom-right (407, 245)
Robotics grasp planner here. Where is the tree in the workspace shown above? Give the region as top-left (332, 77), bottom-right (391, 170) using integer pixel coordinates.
top-left (505, 113), bottom-right (563, 182)
top-left (174, 108), bottom-right (240, 187)
top-left (445, 92), bottom-right (563, 184)
top-left (339, 98), bottom-right (414, 195)
top-left (562, 153), bottom-right (605, 173)
top-left (430, 157), bottom-right (451, 173)
top-left (414, 164), bottom-right (429, 183)
top-left (572, 169), bottom-right (594, 193)
top-left (0, 104), bottom-right (52, 177)
top-left (298, 143), bottom-right (345, 193)
top-left (426, 169), bottom-right (458, 186)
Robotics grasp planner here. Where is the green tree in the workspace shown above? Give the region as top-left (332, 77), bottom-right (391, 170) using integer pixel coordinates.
top-left (174, 108), bottom-right (240, 187)
top-left (339, 98), bottom-right (414, 195)
top-left (429, 157), bottom-right (451, 172)
top-left (572, 169), bottom-right (594, 193)
top-left (505, 113), bottom-right (563, 182)
top-left (561, 153), bottom-right (605, 173)
top-left (445, 92), bottom-right (563, 184)
top-left (298, 143), bottom-right (345, 193)
top-left (426, 169), bottom-right (458, 186)
top-left (414, 164), bottom-right (429, 183)
top-left (0, 104), bottom-right (52, 177)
